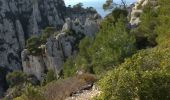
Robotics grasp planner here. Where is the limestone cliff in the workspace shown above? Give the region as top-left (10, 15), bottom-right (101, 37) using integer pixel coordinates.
top-left (0, 0), bottom-right (66, 71)
top-left (0, 0), bottom-right (66, 97)
top-left (21, 18), bottom-right (100, 80)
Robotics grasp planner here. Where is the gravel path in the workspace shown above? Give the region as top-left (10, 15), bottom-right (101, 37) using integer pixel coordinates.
top-left (65, 86), bottom-right (101, 100)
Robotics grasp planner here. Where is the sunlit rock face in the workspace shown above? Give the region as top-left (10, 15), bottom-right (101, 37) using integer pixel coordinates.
top-left (130, 0), bottom-right (157, 26)
top-left (21, 17), bottom-right (100, 80)
top-left (0, 0), bottom-right (66, 71)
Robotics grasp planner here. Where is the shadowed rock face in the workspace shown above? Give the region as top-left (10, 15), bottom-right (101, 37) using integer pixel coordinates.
top-left (0, 0), bottom-right (66, 96)
top-left (0, 67), bottom-right (9, 98)
top-left (0, 0), bottom-right (66, 71)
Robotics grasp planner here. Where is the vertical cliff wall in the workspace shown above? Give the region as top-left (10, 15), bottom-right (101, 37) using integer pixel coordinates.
top-left (0, 0), bottom-right (66, 71)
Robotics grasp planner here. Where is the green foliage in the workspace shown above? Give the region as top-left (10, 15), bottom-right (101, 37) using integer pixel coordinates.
top-left (23, 84), bottom-right (45, 100)
top-left (12, 84), bottom-right (45, 100)
top-left (26, 27), bottom-right (56, 55)
top-left (103, 0), bottom-right (113, 10)
top-left (96, 0), bottom-right (170, 100)
top-left (90, 17), bottom-right (136, 74)
top-left (63, 9), bottom-right (136, 76)
top-left (40, 27), bottom-right (55, 43)
top-left (96, 43), bottom-right (170, 100)
top-left (75, 37), bottom-right (94, 72)
top-left (41, 70), bottom-right (57, 86)
top-left (46, 70), bottom-right (56, 83)
top-left (155, 0), bottom-right (170, 44)
top-left (63, 57), bottom-right (77, 78)
top-left (103, 0), bottom-right (127, 11)
top-left (131, 3), bottom-right (158, 49)
top-left (6, 71), bottom-right (27, 87)
top-left (26, 36), bottom-right (42, 55)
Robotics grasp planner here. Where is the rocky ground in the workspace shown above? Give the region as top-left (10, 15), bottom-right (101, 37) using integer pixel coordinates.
top-left (65, 86), bottom-right (101, 100)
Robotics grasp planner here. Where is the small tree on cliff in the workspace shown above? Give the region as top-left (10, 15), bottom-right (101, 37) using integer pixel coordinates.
top-left (103, 0), bottom-right (127, 11)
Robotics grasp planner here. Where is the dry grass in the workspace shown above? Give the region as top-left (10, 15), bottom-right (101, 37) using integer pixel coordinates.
top-left (42, 73), bottom-right (96, 100)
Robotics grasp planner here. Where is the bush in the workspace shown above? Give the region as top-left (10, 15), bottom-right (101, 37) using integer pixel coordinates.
top-left (131, 3), bottom-right (158, 49)
top-left (63, 57), bottom-right (77, 78)
top-left (155, 0), bottom-right (170, 44)
top-left (26, 36), bottom-right (42, 55)
top-left (26, 27), bottom-right (56, 55)
top-left (23, 84), bottom-right (45, 100)
top-left (63, 9), bottom-right (136, 76)
top-left (40, 27), bottom-right (55, 43)
top-left (96, 43), bottom-right (170, 100)
top-left (6, 71), bottom-right (27, 87)
top-left (41, 70), bottom-right (57, 86)
top-left (13, 84), bottom-right (45, 100)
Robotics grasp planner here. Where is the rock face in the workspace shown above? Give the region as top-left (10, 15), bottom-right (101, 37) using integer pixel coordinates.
top-left (0, 67), bottom-right (8, 98)
top-left (0, 0), bottom-right (66, 71)
top-left (130, 0), bottom-right (157, 26)
top-left (21, 17), bottom-right (100, 80)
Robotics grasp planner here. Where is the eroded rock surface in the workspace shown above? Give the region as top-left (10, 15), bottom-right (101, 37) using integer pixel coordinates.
top-left (22, 17), bottom-right (100, 80)
top-left (0, 0), bottom-right (66, 71)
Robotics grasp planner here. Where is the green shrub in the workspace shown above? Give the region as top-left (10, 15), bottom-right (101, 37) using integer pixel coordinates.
top-left (40, 27), bottom-right (55, 43)
top-left (13, 84), bottom-right (45, 100)
top-left (6, 71), bottom-right (27, 87)
top-left (131, 3), bottom-right (158, 49)
top-left (155, 0), bottom-right (170, 44)
top-left (26, 27), bottom-right (56, 55)
top-left (97, 43), bottom-right (170, 100)
top-left (23, 84), bottom-right (45, 100)
top-left (41, 70), bottom-right (57, 86)
top-left (63, 9), bottom-right (136, 76)
top-left (63, 57), bottom-right (77, 78)
top-left (26, 36), bottom-right (42, 55)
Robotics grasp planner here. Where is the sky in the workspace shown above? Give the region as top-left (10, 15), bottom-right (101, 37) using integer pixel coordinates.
top-left (64, 0), bottom-right (136, 17)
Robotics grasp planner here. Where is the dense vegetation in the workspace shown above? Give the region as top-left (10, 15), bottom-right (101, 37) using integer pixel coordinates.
top-left (63, 8), bottom-right (136, 77)
top-left (94, 0), bottom-right (170, 99)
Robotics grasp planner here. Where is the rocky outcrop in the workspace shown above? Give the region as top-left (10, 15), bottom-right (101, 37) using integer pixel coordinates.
top-left (130, 0), bottom-right (157, 26)
top-left (62, 18), bottom-right (100, 37)
top-left (21, 17), bottom-right (100, 80)
top-left (0, 0), bottom-right (66, 71)
top-left (22, 49), bottom-right (46, 80)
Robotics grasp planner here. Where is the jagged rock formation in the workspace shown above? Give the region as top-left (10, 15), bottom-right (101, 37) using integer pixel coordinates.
top-left (0, 0), bottom-right (66, 96)
top-left (130, 0), bottom-right (157, 26)
top-left (21, 17), bottom-right (100, 80)
top-left (0, 0), bottom-right (66, 72)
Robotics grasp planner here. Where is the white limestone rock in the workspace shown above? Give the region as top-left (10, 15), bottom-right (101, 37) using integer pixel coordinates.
top-left (21, 49), bottom-right (46, 80)
top-left (0, 0), bottom-right (65, 71)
